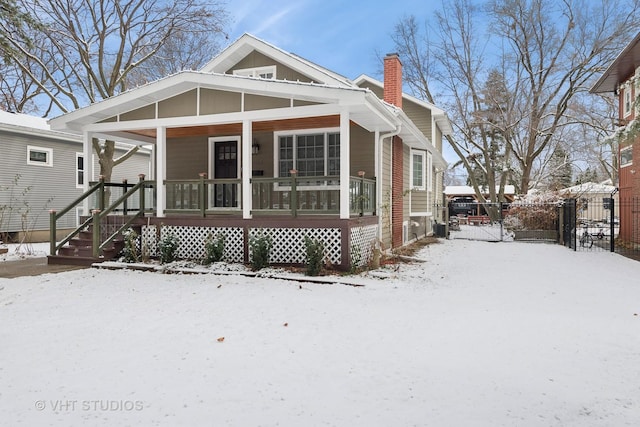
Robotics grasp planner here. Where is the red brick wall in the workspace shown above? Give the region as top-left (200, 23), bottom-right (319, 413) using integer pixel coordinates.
top-left (392, 135), bottom-right (404, 247)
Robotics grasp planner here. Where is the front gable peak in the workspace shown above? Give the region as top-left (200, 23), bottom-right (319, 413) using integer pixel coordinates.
top-left (201, 33), bottom-right (352, 88)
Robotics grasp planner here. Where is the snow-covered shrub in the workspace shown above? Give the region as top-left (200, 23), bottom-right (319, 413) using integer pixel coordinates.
top-left (158, 233), bottom-right (180, 264)
top-left (203, 233), bottom-right (225, 265)
top-left (121, 228), bottom-right (140, 263)
top-left (304, 236), bottom-right (325, 276)
top-left (505, 192), bottom-right (565, 230)
top-left (249, 232), bottom-right (272, 271)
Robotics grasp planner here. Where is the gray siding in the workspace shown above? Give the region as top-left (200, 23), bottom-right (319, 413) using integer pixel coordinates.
top-left (229, 50), bottom-right (315, 83)
top-left (1, 128), bottom-right (150, 236)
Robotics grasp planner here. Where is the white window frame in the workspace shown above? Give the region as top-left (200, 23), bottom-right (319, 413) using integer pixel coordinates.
top-left (427, 151), bottom-right (433, 192)
top-left (27, 145), bottom-right (53, 167)
top-left (233, 65), bottom-right (276, 79)
top-left (75, 153), bottom-right (84, 188)
top-left (624, 86), bottom-right (633, 117)
top-left (410, 150), bottom-right (426, 190)
top-left (273, 127), bottom-right (340, 190)
top-left (620, 145), bottom-right (633, 168)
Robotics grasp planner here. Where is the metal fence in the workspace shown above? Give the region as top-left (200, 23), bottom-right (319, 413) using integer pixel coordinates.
top-left (440, 197), bottom-right (640, 260)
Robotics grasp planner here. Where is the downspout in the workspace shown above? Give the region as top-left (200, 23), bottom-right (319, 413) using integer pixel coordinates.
top-left (377, 124), bottom-right (402, 247)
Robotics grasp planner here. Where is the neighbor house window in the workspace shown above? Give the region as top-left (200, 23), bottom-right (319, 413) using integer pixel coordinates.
top-left (233, 65), bottom-right (276, 79)
top-left (624, 87), bottom-right (633, 117)
top-left (620, 145), bottom-right (633, 167)
top-left (411, 150), bottom-right (426, 190)
top-left (27, 145), bottom-right (53, 166)
top-left (276, 129), bottom-right (340, 179)
top-left (76, 153), bottom-right (84, 187)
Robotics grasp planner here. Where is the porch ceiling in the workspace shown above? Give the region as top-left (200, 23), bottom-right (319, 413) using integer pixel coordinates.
top-left (125, 115), bottom-right (342, 139)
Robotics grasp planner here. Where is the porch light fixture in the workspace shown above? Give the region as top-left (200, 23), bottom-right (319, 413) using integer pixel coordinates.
top-left (252, 141), bottom-right (260, 155)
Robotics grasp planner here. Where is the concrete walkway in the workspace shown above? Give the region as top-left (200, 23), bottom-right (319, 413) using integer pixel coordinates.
top-left (0, 257), bottom-right (86, 278)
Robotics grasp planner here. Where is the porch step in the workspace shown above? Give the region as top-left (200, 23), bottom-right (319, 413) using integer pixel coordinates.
top-left (48, 229), bottom-right (126, 266)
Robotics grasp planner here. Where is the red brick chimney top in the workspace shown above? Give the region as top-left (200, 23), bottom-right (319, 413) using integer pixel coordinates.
top-left (384, 53), bottom-right (402, 109)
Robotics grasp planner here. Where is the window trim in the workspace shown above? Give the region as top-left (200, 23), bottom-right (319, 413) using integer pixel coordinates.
top-left (75, 153), bottom-right (84, 188)
top-left (273, 127), bottom-right (340, 190)
top-left (233, 65), bottom-right (276, 79)
top-left (27, 145), bottom-right (53, 167)
top-left (620, 145), bottom-right (633, 168)
top-left (410, 149), bottom-right (426, 190)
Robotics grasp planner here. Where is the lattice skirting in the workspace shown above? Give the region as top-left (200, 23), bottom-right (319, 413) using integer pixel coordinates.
top-left (141, 225), bottom-right (244, 263)
top-left (136, 223), bottom-right (378, 268)
top-left (248, 227), bottom-right (342, 265)
top-left (350, 224), bottom-right (379, 268)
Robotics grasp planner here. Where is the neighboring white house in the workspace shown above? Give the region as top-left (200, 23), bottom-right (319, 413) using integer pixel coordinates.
top-left (0, 110), bottom-right (151, 242)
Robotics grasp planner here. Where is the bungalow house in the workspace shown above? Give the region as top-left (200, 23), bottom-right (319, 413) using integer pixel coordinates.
top-left (47, 34), bottom-right (450, 269)
top-left (0, 110), bottom-right (150, 243)
top-left (590, 31), bottom-right (640, 246)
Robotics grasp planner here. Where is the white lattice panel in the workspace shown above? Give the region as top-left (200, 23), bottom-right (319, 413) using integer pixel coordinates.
top-left (249, 227), bottom-right (342, 265)
top-left (350, 224), bottom-right (378, 268)
top-left (141, 225), bottom-right (244, 263)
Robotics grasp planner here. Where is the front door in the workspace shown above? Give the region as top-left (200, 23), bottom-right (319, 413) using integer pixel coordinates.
top-left (211, 139), bottom-right (239, 208)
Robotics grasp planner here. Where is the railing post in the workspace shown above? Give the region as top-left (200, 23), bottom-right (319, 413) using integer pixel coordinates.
top-left (92, 209), bottom-right (101, 258)
top-left (358, 170), bottom-right (365, 216)
top-left (199, 172), bottom-right (207, 217)
top-left (98, 175), bottom-right (105, 212)
top-left (138, 174), bottom-right (146, 216)
top-left (122, 179), bottom-right (128, 215)
top-left (49, 210), bottom-right (57, 255)
top-left (290, 169), bottom-right (298, 217)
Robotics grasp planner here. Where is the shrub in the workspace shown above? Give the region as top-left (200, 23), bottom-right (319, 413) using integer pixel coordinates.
top-left (203, 233), bottom-right (225, 264)
top-left (249, 232), bottom-right (272, 271)
top-left (304, 236), bottom-right (325, 276)
top-left (158, 232), bottom-right (180, 264)
top-left (121, 228), bottom-right (140, 263)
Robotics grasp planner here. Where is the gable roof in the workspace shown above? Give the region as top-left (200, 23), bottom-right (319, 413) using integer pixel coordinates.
top-left (591, 31), bottom-right (640, 93)
top-left (201, 33), bottom-right (353, 88)
top-left (353, 74), bottom-right (453, 135)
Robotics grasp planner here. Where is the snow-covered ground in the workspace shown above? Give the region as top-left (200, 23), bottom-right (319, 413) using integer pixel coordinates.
top-left (0, 242), bottom-right (50, 262)
top-left (1, 239), bottom-right (639, 426)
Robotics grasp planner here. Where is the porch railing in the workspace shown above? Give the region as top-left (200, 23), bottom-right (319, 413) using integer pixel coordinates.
top-left (163, 175), bottom-right (376, 216)
top-left (50, 175), bottom-right (150, 257)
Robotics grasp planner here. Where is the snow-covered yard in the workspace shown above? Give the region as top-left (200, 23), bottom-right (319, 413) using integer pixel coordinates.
top-left (1, 239), bottom-right (639, 426)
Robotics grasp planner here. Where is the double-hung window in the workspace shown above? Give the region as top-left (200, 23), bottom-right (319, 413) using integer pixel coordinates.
top-left (276, 129), bottom-right (340, 184)
top-left (410, 149), bottom-right (433, 191)
top-left (411, 150), bottom-right (426, 190)
top-left (76, 153), bottom-right (84, 187)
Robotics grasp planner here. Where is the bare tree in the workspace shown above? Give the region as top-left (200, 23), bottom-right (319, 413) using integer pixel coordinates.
top-left (391, 0), bottom-right (639, 197)
top-left (1, 0), bottom-right (228, 183)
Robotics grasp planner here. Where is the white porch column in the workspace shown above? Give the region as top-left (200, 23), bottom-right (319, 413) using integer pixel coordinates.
top-left (242, 119), bottom-right (252, 219)
top-left (82, 131), bottom-right (93, 214)
top-left (339, 109), bottom-right (350, 219)
top-left (156, 126), bottom-right (166, 217)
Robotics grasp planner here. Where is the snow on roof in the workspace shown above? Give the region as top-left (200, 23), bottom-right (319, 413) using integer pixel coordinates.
top-left (445, 185), bottom-right (516, 196)
top-left (0, 110), bottom-right (49, 130)
top-left (561, 182), bottom-right (617, 195)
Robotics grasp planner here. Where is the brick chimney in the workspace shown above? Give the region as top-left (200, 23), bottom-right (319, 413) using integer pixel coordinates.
top-left (384, 53), bottom-right (402, 109)
top-left (384, 53), bottom-right (404, 248)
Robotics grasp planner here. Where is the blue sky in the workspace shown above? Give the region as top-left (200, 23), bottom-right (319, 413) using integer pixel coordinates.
top-left (225, 0), bottom-right (440, 81)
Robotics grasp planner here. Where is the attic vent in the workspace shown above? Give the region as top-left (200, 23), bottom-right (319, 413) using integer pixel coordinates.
top-left (233, 65), bottom-right (276, 80)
